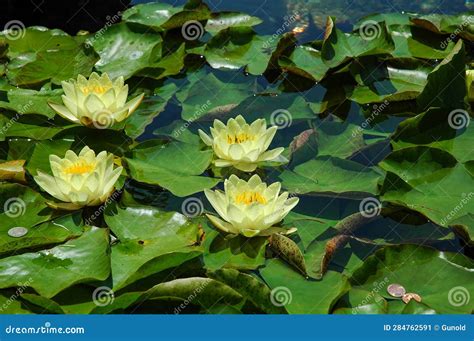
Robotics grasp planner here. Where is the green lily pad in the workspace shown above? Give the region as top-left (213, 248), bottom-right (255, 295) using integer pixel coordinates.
top-left (391, 108), bottom-right (474, 163)
top-left (0, 183), bottom-right (52, 230)
top-left (125, 140), bottom-right (219, 197)
top-left (0, 87), bottom-right (63, 118)
top-left (411, 14), bottom-right (474, 41)
top-left (0, 292), bottom-right (33, 314)
top-left (333, 288), bottom-right (388, 314)
top-left (417, 40), bottom-right (466, 111)
top-left (0, 213), bottom-right (83, 256)
top-left (348, 59), bottom-right (430, 104)
top-left (203, 223), bottom-right (267, 271)
top-left (208, 268), bottom-right (285, 314)
top-left (205, 12), bottom-right (262, 34)
top-left (203, 27), bottom-right (281, 75)
top-left (260, 259), bottom-right (350, 314)
top-left (89, 23), bottom-right (163, 80)
top-left (349, 245), bottom-right (474, 314)
top-left (105, 204), bottom-right (199, 241)
top-left (279, 156), bottom-right (383, 197)
top-left (279, 45), bottom-right (330, 82)
top-left (0, 228), bottom-right (110, 298)
top-left (322, 18), bottom-right (394, 68)
top-left (179, 72), bottom-right (255, 121)
top-left (354, 14), bottom-right (456, 59)
top-left (108, 205), bottom-right (203, 290)
top-left (122, 1), bottom-right (211, 31)
top-left (382, 156), bottom-right (474, 227)
top-left (26, 139), bottom-right (73, 176)
top-left (5, 27), bottom-right (97, 86)
top-left (0, 115), bottom-right (72, 141)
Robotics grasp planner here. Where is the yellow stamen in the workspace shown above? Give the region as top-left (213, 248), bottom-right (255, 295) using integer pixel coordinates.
top-left (63, 161), bottom-right (95, 175)
top-left (235, 191), bottom-right (267, 205)
top-left (81, 85), bottom-right (110, 94)
top-left (227, 133), bottom-right (254, 144)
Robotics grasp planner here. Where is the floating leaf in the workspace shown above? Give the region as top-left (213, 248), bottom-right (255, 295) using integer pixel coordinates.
top-left (260, 259), bottom-right (350, 314)
top-left (279, 156), bottom-right (383, 197)
top-left (0, 228), bottom-right (110, 298)
top-left (125, 140), bottom-right (219, 197)
top-left (203, 27), bottom-right (281, 75)
top-left (5, 27), bottom-right (97, 86)
top-left (349, 245), bottom-right (474, 314)
top-left (89, 23), bottom-right (162, 79)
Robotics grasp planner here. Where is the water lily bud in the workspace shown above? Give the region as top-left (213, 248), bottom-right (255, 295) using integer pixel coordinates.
top-left (198, 115), bottom-right (285, 172)
top-left (204, 174), bottom-right (299, 237)
top-left (34, 146), bottom-right (122, 210)
top-left (49, 72), bottom-right (144, 128)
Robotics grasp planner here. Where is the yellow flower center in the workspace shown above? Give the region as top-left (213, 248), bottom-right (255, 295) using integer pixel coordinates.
top-left (227, 133), bottom-right (254, 144)
top-left (63, 161), bottom-right (96, 175)
top-left (235, 191), bottom-right (267, 205)
top-left (80, 85), bottom-right (110, 94)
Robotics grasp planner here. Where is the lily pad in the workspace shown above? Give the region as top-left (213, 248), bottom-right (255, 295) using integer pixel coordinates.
top-left (89, 23), bottom-right (163, 80)
top-left (349, 245), bottom-right (474, 314)
top-left (0, 228), bottom-right (110, 298)
top-left (279, 156), bottom-right (383, 197)
top-left (260, 259), bottom-right (350, 314)
top-left (125, 140), bottom-right (219, 197)
top-left (5, 27), bottom-right (97, 86)
top-left (203, 27), bottom-right (281, 75)
top-left (322, 18), bottom-right (394, 68)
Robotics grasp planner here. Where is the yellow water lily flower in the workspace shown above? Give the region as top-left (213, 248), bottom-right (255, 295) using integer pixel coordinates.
top-left (34, 146), bottom-right (122, 210)
top-left (467, 70), bottom-right (474, 101)
top-left (198, 115), bottom-right (285, 172)
top-left (204, 174), bottom-right (299, 237)
top-left (49, 72), bottom-right (144, 128)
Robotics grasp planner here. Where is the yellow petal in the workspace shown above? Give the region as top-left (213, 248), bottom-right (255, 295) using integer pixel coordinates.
top-left (198, 129), bottom-right (213, 146)
top-left (49, 102), bottom-right (80, 123)
top-left (206, 214), bottom-right (238, 234)
top-left (123, 93), bottom-right (144, 115)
